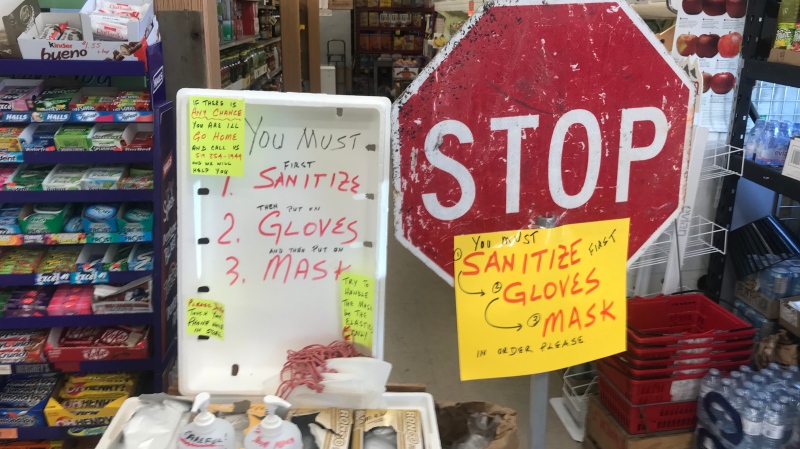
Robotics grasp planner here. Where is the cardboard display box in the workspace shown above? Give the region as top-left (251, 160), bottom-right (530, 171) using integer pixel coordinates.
top-left (734, 279), bottom-right (788, 320)
top-left (780, 298), bottom-right (800, 338)
top-left (585, 397), bottom-right (692, 449)
top-left (769, 48), bottom-right (800, 67)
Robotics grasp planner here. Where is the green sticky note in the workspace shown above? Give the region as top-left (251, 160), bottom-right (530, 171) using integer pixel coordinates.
top-left (187, 298), bottom-right (225, 341)
top-left (340, 273), bottom-right (375, 350)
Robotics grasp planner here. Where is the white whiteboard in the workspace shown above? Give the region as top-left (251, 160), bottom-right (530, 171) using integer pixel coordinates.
top-left (176, 90), bottom-right (391, 396)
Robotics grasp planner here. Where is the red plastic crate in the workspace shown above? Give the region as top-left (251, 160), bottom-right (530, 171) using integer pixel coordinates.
top-left (597, 358), bottom-right (707, 405)
top-left (626, 338), bottom-right (753, 359)
top-left (598, 373), bottom-right (697, 434)
top-left (618, 348), bottom-right (753, 369)
top-left (627, 294), bottom-right (754, 345)
top-left (610, 354), bottom-right (749, 378)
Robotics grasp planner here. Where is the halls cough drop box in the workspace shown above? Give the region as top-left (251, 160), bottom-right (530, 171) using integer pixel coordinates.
top-left (95, 90), bottom-right (440, 449)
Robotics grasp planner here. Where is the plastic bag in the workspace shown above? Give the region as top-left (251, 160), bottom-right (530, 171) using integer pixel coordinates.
top-left (450, 413), bottom-right (502, 449)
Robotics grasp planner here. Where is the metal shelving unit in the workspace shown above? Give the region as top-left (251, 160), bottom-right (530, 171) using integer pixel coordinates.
top-left (0, 43), bottom-right (179, 441)
top-left (707, 0), bottom-right (800, 298)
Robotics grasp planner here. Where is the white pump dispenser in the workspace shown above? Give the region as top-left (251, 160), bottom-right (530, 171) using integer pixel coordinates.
top-left (176, 392), bottom-right (236, 449)
top-left (243, 396), bottom-right (302, 449)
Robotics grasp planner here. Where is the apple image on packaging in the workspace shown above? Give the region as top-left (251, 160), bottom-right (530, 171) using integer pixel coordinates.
top-left (683, 0), bottom-right (703, 14)
top-left (702, 72), bottom-right (712, 93)
top-left (727, 0), bottom-right (746, 18)
top-left (703, 0), bottom-right (727, 15)
top-left (711, 72), bottom-right (736, 94)
top-left (718, 32), bottom-right (742, 58)
top-left (697, 34), bottom-right (720, 57)
top-left (676, 34), bottom-right (698, 56)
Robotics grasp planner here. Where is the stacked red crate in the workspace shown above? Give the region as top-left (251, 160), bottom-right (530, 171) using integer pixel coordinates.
top-left (597, 293), bottom-right (755, 435)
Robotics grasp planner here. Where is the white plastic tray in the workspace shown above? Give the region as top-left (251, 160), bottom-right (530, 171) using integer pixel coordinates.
top-left (95, 392), bottom-right (442, 449)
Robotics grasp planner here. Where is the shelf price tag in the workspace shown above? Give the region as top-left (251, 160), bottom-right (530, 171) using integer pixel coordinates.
top-left (453, 219), bottom-right (629, 380)
top-left (187, 298), bottom-right (225, 341)
top-left (189, 96), bottom-right (246, 177)
top-left (0, 428), bottom-right (17, 439)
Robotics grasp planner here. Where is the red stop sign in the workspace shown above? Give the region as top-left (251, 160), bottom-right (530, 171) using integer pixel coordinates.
top-left (392, 0), bottom-right (694, 283)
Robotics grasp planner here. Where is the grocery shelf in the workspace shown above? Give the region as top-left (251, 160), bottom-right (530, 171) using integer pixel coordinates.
top-left (259, 37), bottom-right (282, 45)
top-left (731, 154), bottom-right (800, 200)
top-left (1, 358), bottom-right (155, 377)
top-left (23, 151), bottom-right (153, 164)
top-left (0, 271), bottom-right (151, 287)
top-left (3, 426), bottom-right (104, 440)
top-left (356, 26), bottom-right (425, 31)
top-left (0, 313), bottom-right (153, 330)
top-left (741, 59), bottom-right (800, 89)
top-left (219, 34), bottom-right (261, 50)
top-left (0, 60), bottom-right (147, 77)
top-left (357, 49), bottom-right (424, 55)
top-left (0, 189), bottom-right (153, 203)
top-left (358, 7), bottom-right (435, 11)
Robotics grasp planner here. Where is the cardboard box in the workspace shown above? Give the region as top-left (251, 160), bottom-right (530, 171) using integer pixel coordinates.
top-left (80, 0), bottom-right (154, 43)
top-left (393, 67), bottom-right (418, 80)
top-left (329, 0), bottom-right (354, 9)
top-left (782, 137), bottom-right (800, 181)
top-left (43, 326), bottom-right (150, 362)
top-left (769, 48), bottom-right (800, 67)
top-left (585, 397), bottom-right (692, 449)
top-left (734, 280), bottom-right (783, 320)
top-left (780, 298), bottom-right (800, 338)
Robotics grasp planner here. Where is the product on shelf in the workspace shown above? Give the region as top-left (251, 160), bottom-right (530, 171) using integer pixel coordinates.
top-left (36, 246), bottom-right (83, 273)
top-left (0, 126), bottom-right (25, 153)
top-left (70, 93), bottom-right (117, 112)
top-left (0, 330), bottom-right (48, 364)
top-left (21, 124), bottom-right (60, 152)
top-left (0, 204), bottom-right (22, 234)
top-left (19, 203), bottom-right (76, 234)
top-left (47, 285), bottom-right (93, 316)
top-left (33, 88), bottom-right (80, 112)
top-left (128, 242), bottom-right (152, 271)
top-left (92, 276), bottom-right (152, 314)
top-left (126, 131), bottom-right (153, 151)
top-left (81, 165), bottom-right (127, 190)
top-left (44, 371), bottom-right (138, 428)
top-left (54, 125), bottom-right (93, 151)
top-left (42, 164), bottom-right (91, 191)
top-left (0, 80), bottom-right (44, 112)
top-left (4, 287), bottom-right (55, 318)
top-left (117, 202), bottom-right (153, 232)
top-left (82, 203), bottom-right (121, 233)
top-left (0, 373), bottom-right (59, 428)
top-left (44, 325), bottom-right (150, 362)
top-left (112, 91), bottom-right (150, 111)
top-left (0, 166), bottom-right (19, 190)
top-left (103, 244), bottom-right (134, 271)
top-left (0, 248), bottom-right (48, 274)
top-left (5, 164), bottom-right (55, 191)
top-left (90, 124), bottom-right (128, 150)
top-left (76, 244), bottom-right (112, 273)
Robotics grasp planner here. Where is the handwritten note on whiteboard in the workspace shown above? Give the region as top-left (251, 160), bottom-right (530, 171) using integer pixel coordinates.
top-left (453, 219), bottom-right (629, 380)
top-left (187, 298), bottom-right (225, 341)
top-left (177, 91), bottom-right (389, 393)
top-left (340, 273), bottom-right (374, 350)
top-left (189, 96), bottom-right (245, 177)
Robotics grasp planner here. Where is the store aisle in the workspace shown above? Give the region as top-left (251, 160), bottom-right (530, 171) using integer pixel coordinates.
top-left (384, 235), bottom-right (583, 449)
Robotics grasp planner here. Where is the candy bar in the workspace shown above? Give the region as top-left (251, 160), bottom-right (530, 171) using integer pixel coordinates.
top-left (0, 392), bottom-right (49, 408)
top-left (0, 330), bottom-right (46, 342)
top-left (60, 327), bottom-right (103, 347)
top-left (59, 27), bottom-right (83, 41)
top-left (60, 397), bottom-right (117, 409)
top-left (66, 372), bottom-right (134, 382)
top-left (97, 325), bottom-right (146, 346)
top-left (38, 23), bottom-right (66, 40)
top-left (90, 13), bottom-right (130, 41)
top-left (58, 383), bottom-right (133, 399)
top-left (97, 0), bottom-right (147, 19)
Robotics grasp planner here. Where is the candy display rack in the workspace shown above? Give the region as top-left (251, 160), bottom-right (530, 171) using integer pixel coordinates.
top-left (0, 42), bottom-right (178, 440)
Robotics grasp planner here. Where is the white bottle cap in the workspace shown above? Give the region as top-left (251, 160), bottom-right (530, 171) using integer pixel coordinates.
top-left (191, 392), bottom-right (216, 428)
top-left (260, 395), bottom-right (292, 435)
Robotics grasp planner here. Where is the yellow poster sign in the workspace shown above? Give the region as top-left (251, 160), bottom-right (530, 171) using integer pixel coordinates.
top-left (454, 219), bottom-right (629, 380)
top-left (187, 298), bottom-right (225, 341)
top-left (340, 273), bottom-right (375, 350)
top-left (188, 96), bottom-right (245, 177)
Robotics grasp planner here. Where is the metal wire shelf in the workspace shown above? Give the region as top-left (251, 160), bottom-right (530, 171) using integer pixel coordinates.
top-left (629, 215), bottom-right (727, 269)
top-left (700, 143), bottom-right (745, 181)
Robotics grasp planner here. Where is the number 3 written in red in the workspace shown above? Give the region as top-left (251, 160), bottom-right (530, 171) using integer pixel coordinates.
top-left (226, 256), bottom-right (241, 285)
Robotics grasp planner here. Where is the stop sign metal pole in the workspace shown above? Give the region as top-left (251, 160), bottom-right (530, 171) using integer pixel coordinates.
top-left (530, 215), bottom-right (555, 449)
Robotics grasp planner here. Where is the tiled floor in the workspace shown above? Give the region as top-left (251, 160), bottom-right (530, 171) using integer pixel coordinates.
top-left (383, 235), bottom-right (583, 449)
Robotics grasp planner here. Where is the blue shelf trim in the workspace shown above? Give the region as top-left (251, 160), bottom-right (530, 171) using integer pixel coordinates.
top-left (0, 271), bottom-right (150, 287)
top-left (23, 151), bottom-right (153, 164)
top-left (0, 111), bottom-right (154, 124)
top-left (0, 189), bottom-right (153, 203)
top-left (11, 425), bottom-right (107, 440)
top-left (0, 313), bottom-right (153, 329)
top-left (0, 59), bottom-right (146, 77)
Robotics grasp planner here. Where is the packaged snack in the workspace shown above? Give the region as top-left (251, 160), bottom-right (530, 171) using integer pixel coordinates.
top-left (117, 203), bottom-right (152, 233)
top-left (59, 27), bottom-right (83, 41)
top-left (118, 167), bottom-right (153, 189)
top-left (92, 276), bottom-right (152, 314)
top-left (36, 246), bottom-right (81, 273)
top-left (125, 131), bottom-right (152, 151)
top-left (66, 372), bottom-right (134, 383)
top-left (97, 0), bottom-right (147, 19)
top-left (0, 248), bottom-right (47, 274)
top-left (111, 91), bottom-right (150, 111)
top-left (0, 330), bottom-right (47, 343)
top-left (81, 203), bottom-right (121, 233)
top-left (368, 12), bottom-right (379, 27)
top-left (0, 165), bottom-right (19, 189)
top-left (33, 88), bottom-right (79, 112)
top-left (47, 285), bottom-right (93, 316)
top-left (58, 382), bottom-right (133, 399)
top-left (42, 165), bottom-right (90, 191)
top-left (0, 127), bottom-right (24, 152)
top-left (4, 287), bottom-right (55, 317)
top-left (102, 244), bottom-right (133, 271)
top-left (352, 410), bottom-right (424, 449)
top-left (71, 94), bottom-right (116, 112)
top-left (61, 398), bottom-right (117, 409)
top-left (90, 124), bottom-right (127, 150)
top-left (54, 125), bottom-right (93, 151)
top-left (38, 23), bottom-right (67, 40)
top-left (90, 13), bottom-right (130, 41)
top-left (128, 243), bottom-right (152, 271)
top-left (60, 327), bottom-right (103, 347)
top-left (20, 203), bottom-right (74, 235)
top-left (6, 164), bottom-right (54, 191)
top-left (23, 124), bottom-right (61, 152)
top-left (62, 216), bottom-right (83, 233)
top-left (0, 81), bottom-right (44, 112)
top-left (80, 165), bottom-right (126, 190)
top-left (0, 205), bottom-right (21, 235)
